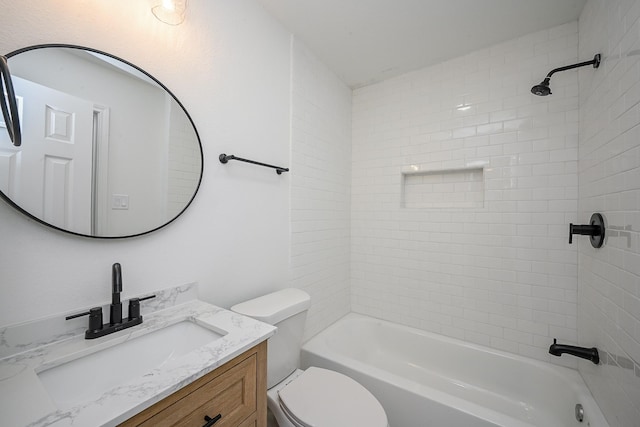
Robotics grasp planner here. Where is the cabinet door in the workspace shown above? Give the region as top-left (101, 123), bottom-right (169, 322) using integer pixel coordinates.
top-left (138, 354), bottom-right (257, 427)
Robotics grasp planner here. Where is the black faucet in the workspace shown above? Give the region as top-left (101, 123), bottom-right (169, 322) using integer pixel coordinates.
top-left (110, 262), bottom-right (123, 325)
top-left (549, 339), bottom-right (600, 364)
top-left (66, 263), bottom-right (156, 339)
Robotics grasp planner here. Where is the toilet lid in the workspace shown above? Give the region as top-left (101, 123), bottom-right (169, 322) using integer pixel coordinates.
top-left (278, 367), bottom-right (387, 427)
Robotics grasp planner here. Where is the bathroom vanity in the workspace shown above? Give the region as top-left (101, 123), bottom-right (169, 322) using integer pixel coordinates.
top-left (0, 284), bottom-right (275, 427)
top-left (120, 341), bottom-right (267, 427)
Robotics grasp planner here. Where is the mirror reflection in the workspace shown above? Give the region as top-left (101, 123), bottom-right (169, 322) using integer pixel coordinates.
top-left (0, 45), bottom-right (203, 238)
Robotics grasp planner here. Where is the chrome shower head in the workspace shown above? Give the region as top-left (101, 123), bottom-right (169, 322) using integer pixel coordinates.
top-left (531, 78), bottom-right (551, 96)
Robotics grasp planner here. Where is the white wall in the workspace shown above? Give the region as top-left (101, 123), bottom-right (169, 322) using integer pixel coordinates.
top-left (0, 0), bottom-right (292, 325)
top-left (351, 22), bottom-right (581, 364)
top-left (290, 38), bottom-right (352, 340)
top-left (578, 0), bottom-right (640, 425)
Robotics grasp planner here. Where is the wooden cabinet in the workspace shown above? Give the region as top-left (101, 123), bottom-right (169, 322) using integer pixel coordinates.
top-left (120, 341), bottom-right (267, 427)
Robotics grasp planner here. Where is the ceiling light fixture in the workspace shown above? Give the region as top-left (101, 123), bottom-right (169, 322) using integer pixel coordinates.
top-left (152, 0), bottom-right (187, 25)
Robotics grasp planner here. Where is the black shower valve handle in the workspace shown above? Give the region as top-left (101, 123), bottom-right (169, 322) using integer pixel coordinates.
top-left (568, 213), bottom-right (605, 248)
top-left (569, 223), bottom-right (600, 243)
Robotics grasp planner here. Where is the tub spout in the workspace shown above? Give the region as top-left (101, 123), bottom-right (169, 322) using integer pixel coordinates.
top-left (549, 339), bottom-right (599, 365)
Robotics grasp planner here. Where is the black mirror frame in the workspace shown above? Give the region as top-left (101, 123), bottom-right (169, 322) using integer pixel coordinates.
top-left (0, 44), bottom-right (204, 239)
top-left (0, 55), bottom-right (22, 147)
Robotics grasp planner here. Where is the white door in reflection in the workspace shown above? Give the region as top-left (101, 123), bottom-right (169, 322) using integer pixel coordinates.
top-left (2, 77), bottom-right (94, 234)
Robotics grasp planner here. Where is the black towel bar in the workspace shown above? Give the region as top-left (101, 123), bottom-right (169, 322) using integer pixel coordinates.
top-left (219, 153), bottom-right (289, 175)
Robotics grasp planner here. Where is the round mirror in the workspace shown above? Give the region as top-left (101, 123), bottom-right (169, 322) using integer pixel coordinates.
top-left (0, 45), bottom-right (203, 238)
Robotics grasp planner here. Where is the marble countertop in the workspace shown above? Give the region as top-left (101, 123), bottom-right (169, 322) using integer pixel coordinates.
top-left (0, 284), bottom-right (276, 427)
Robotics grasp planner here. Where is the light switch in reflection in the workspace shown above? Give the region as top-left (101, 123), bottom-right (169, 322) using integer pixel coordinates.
top-left (112, 194), bottom-right (129, 210)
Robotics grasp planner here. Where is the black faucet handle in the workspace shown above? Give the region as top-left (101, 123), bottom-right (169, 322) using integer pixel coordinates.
top-left (66, 307), bottom-right (103, 332)
top-left (128, 295), bottom-right (156, 320)
top-left (128, 298), bottom-right (140, 320)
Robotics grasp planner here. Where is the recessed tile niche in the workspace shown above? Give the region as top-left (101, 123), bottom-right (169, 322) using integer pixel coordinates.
top-left (401, 167), bottom-right (484, 209)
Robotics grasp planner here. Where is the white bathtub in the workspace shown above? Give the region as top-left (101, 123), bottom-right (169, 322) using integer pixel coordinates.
top-left (300, 313), bottom-right (609, 427)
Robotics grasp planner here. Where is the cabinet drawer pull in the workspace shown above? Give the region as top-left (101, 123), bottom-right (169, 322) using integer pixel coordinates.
top-left (202, 414), bottom-right (222, 427)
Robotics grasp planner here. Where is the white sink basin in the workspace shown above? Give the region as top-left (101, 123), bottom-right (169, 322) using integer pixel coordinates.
top-left (37, 321), bottom-right (225, 409)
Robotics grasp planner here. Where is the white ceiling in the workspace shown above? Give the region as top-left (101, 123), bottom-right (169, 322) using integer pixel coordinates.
top-left (256, 0), bottom-right (587, 88)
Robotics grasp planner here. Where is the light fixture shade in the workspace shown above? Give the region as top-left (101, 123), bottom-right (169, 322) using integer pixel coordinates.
top-left (152, 0), bottom-right (187, 25)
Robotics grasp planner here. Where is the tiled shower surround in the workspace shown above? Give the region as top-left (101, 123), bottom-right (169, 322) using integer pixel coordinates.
top-left (578, 0), bottom-right (640, 425)
top-left (351, 22), bottom-right (582, 365)
top-left (290, 38), bottom-right (352, 341)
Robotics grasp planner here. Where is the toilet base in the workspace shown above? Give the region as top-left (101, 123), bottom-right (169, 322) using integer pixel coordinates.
top-left (266, 407), bottom-right (279, 427)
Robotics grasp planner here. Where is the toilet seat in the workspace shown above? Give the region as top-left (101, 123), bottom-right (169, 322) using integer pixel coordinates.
top-left (277, 367), bottom-right (387, 427)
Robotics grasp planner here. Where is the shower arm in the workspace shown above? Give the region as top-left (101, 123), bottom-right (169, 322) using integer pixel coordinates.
top-left (544, 54), bottom-right (601, 79)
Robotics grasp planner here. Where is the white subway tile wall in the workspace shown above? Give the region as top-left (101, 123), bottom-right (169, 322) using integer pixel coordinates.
top-left (351, 22), bottom-right (581, 366)
top-left (578, 0), bottom-right (640, 426)
top-left (290, 38), bottom-right (353, 340)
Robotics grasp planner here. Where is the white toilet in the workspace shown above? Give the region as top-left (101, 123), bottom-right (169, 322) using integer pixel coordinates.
top-left (231, 288), bottom-right (388, 427)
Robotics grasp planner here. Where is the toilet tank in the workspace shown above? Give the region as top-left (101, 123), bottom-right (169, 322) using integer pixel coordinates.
top-left (230, 288), bottom-right (310, 389)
